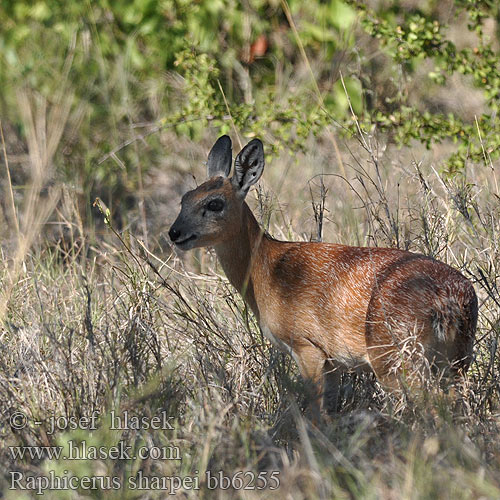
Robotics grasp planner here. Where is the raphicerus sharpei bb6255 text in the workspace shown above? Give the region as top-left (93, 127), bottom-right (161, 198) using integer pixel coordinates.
top-left (169, 136), bottom-right (478, 415)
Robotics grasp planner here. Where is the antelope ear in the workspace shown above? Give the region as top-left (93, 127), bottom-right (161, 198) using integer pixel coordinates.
top-left (231, 139), bottom-right (265, 197)
top-left (207, 135), bottom-right (232, 178)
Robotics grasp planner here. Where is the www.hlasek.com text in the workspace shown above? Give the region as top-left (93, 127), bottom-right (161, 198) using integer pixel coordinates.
top-left (10, 439), bottom-right (181, 461)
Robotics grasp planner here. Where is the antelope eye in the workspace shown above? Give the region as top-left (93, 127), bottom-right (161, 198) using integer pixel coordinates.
top-left (206, 199), bottom-right (224, 212)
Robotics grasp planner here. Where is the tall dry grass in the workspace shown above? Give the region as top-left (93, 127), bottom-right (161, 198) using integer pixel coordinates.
top-left (0, 93), bottom-right (499, 498)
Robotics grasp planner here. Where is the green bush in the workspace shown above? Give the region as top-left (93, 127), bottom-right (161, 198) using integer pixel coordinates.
top-left (348, 0), bottom-right (500, 173)
top-left (1, 0), bottom-right (499, 222)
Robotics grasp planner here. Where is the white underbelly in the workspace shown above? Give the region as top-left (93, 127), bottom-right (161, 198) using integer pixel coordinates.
top-left (260, 324), bottom-right (371, 372)
top-left (260, 325), bottom-right (300, 365)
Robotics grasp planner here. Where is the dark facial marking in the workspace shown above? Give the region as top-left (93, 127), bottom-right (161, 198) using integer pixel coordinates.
top-left (205, 177), bottom-right (224, 191)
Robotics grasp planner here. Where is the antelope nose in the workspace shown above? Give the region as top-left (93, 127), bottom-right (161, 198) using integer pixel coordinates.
top-left (168, 226), bottom-right (181, 242)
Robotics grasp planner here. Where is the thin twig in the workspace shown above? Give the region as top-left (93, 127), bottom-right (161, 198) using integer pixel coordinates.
top-left (217, 79), bottom-right (242, 150)
top-left (475, 115), bottom-right (499, 196)
top-left (97, 116), bottom-right (220, 165)
top-left (0, 120), bottom-right (20, 240)
top-left (280, 0), bottom-right (346, 178)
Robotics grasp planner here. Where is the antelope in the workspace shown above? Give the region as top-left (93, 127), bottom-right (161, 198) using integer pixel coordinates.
top-left (168, 136), bottom-right (478, 414)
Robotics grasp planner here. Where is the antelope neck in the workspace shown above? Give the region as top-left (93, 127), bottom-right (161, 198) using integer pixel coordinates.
top-left (214, 202), bottom-right (268, 319)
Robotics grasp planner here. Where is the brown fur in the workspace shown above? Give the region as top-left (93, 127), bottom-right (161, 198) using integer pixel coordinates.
top-left (169, 141), bottom-right (478, 416)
